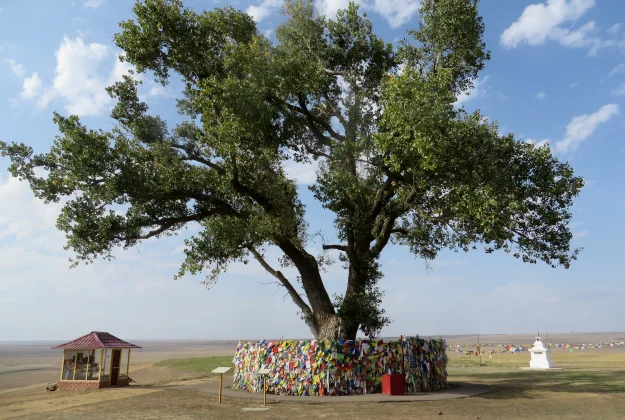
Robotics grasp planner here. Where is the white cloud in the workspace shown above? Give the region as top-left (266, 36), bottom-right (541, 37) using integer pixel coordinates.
top-left (4, 58), bottom-right (24, 77)
top-left (608, 23), bottom-right (623, 36)
top-left (500, 0), bottom-right (604, 54)
top-left (315, 0), bottom-right (420, 29)
top-left (20, 72), bottom-right (42, 100)
top-left (608, 63), bottom-right (625, 77)
top-left (612, 82), bottom-right (625, 96)
top-left (574, 230), bottom-right (589, 238)
top-left (548, 296), bottom-right (561, 303)
top-left (0, 175), bottom-right (65, 248)
top-left (372, 0), bottom-right (421, 28)
top-left (84, 0), bottom-right (104, 8)
top-left (22, 37), bottom-right (135, 116)
top-left (316, 0), bottom-right (352, 17)
top-left (535, 90), bottom-right (547, 100)
top-left (246, 0), bottom-right (282, 22)
top-left (569, 82), bottom-right (578, 88)
top-left (284, 159), bottom-right (319, 185)
top-left (525, 138), bottom-right (551, 148)
top-left (0, 40), bottom-right (13, 52)
top-left (455, 75), bottom-right (490, 106)
top-left (554, 104), bottom-right (619, 153)
top-left (148, 84), bottom-right (166, 97)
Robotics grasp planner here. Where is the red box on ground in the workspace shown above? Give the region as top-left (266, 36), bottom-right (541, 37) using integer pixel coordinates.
top-left (382, 374), bottom-right (404, 395)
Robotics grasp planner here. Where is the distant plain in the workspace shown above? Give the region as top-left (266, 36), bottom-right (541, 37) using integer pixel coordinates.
top-left (1, 332), bottom-right (624, 419)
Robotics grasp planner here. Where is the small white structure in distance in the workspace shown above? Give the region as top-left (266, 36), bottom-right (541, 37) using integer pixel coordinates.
top-left (528, 331), bottom-right (555, 369)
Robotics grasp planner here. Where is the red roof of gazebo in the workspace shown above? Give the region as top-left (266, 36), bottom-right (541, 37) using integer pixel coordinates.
top-left (52, 331), bottom-right (142, 350)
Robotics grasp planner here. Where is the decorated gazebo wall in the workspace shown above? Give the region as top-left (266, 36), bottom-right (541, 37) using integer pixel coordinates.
top-left (53, 331), bottom-right (142, 391)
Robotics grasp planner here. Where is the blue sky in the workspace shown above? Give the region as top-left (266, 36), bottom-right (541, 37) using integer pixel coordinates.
top-left (1, 0), bottom-right (624, 341)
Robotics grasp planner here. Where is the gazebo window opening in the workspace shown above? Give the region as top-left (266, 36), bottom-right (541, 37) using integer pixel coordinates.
top-left (62, 350), bottom-right (77, 380)
top-left (74, 351), bottom-right (87, 380)
top-left (101, 349), bottom-right (111, 381)
top-left (119, 349), bottom-right (129, 379)
top-left (61, 349), bottom-right (99, 381)
top-left (87, 350), bottom-right (98, 380)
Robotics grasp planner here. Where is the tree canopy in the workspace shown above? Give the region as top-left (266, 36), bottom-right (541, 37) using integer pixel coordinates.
top-left (0, 0), bottom-right (583, 339)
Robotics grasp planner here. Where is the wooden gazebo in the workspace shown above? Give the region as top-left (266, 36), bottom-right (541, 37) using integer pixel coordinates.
top-left (52, 331), bottom-right (142, 390)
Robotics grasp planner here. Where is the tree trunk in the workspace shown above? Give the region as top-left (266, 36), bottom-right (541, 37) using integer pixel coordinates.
top-left (316, 313), bottom-right (341, 339)
top-left (340, 266), bottom-right (366, 340)
top-left (276, 238), bottom-right (338, 339)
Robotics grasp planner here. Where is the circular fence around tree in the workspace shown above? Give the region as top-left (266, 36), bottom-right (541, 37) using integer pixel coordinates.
top-left (232, 336), bottom-right (448, 396)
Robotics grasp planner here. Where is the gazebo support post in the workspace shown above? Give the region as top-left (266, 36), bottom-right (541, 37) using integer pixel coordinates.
top-left (72, 351), bottom-right (77, 381)
top-left (98, 349), bottom-right (104, 382)
top-left (126, 349), bottom-right (131, 378)
top-left (85, 351), bottom-right (90, 381)
top-left (60, 349), bottom-right (65, 381)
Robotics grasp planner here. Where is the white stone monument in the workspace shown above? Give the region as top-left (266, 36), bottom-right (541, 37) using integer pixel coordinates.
top-left (528, 331), bottom-right (555, 369)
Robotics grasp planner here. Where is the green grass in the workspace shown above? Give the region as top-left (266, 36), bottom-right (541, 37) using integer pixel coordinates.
top-left (451, 368), bottom-right (625, 394)
top-left (154, 356), bottom-right (234, 374)
top-left (448, 349), bottom-right (625, 369)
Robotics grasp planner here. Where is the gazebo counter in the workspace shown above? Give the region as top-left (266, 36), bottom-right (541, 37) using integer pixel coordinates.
top-left (57, 377), bottom-right (130, 391)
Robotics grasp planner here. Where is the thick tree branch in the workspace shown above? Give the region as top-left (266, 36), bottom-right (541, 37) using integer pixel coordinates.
top-left (170, 143), bottom-right (226, 174)
top-left (390, 227), bottom-right (409, 235)
top-left (296, 95), bottom-right (346, 141)
top-left (116, 211), bottom-right (209, 241)
top-left (322, 244), bottom-right (348, 252)
top-left (247, 246), bottom-right (319, 336)
top-left (134, 190), bottom-right (247, 218)
top-left (370, 177), bottom-right (395, 220)
top-left (322, 68), bottom-right (350, 77)
top-left (371, 214), bottom-right (399, 255)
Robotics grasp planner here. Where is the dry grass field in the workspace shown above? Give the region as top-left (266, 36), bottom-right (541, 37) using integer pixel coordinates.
top-left (1, 334), bottom-right (624, 419)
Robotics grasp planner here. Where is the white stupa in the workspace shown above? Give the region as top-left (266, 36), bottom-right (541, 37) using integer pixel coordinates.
top-left (528, 331), bottom-right (555, 369)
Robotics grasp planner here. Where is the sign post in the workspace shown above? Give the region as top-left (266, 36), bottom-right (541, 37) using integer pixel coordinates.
top-left (211, 367), bottom-right (232, 404)
top-left (258, 367), bottom-right (270, 406)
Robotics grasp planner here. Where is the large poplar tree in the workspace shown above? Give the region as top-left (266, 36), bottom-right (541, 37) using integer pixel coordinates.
top-left (1, 0), bottom-right (583, 339)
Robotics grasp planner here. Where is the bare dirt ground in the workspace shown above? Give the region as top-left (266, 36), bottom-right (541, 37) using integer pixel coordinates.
top-left (1, 334), bottom-right (624, 419)
top-left (0, 340), bottom-right (237, 392)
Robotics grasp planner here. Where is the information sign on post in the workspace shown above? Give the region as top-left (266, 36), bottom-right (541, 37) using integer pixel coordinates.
top-left (258, 367), bottom-right (270, 406)
top-left (211, 367), bottom-right (232, 404)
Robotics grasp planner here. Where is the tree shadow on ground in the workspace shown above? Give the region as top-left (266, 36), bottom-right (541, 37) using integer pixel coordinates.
top-left (454, 369), bottom-right (625, 400)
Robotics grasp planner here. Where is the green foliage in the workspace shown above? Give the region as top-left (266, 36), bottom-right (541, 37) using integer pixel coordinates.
top-left (0, 0), bottom-right (583, 339)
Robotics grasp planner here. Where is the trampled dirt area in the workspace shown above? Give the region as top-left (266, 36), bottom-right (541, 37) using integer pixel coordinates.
top-left (1, 335), bottom-right (625, 419)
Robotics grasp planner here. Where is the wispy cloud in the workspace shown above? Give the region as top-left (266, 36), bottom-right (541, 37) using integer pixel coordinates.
top-left (612, 82), bottom-right (625, 96)
top-left (315, 0), bottom-right (421, 29)
top-left (525, 138), bottom-right (551, 148)
top-left (246, 0), bottom-right (282, 22)
top-left (569, 82), bottom-right (578, 89)
top-left (574, 230), bottom-right (589, 238)
top-left (500, 0), bottom-right (615, 55)
top-left (554, 104), bottom-right (619, 153)
top-left (535, 90), bottom-right (547, 100)
top-left (3, 58), bottom-right (24, 77)
top-left (455, 75), bottom-right (490, 106)
top-left (608, 23), bottom-right (623, 36)
top-left (609, 63), bottom-right (625, 77)
top-left (84, 0), bottom-right (104, 8)
top-left (283, 159), bottom-right (319, 185)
